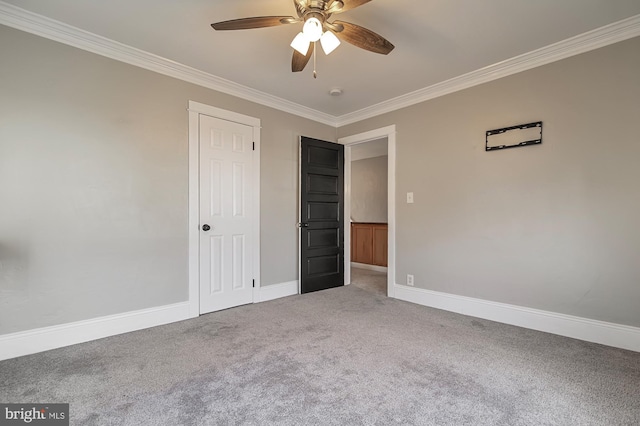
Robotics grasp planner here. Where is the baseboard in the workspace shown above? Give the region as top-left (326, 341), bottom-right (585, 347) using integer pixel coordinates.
top-left (0, 281), bottom-right (301, 361)
top-left (351, 262), bottom-right (388, 273)
top-left (0, 302), bottom-right (193, 361)
top-left (394, 284), bottom-right (640, 353)
top-left (257, 280), bottom-right (299, 303)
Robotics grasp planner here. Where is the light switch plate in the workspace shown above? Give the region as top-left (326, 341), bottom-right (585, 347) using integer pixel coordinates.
top-left (407, 192), bottom-right (414, 203)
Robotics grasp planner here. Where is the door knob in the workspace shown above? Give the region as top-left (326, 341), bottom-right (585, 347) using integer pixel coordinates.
top-left (202, 224), bottom-right (211, 231)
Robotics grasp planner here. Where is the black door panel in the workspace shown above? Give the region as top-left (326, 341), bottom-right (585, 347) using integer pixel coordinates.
top-left (300, 137), bottom-right (344, 294)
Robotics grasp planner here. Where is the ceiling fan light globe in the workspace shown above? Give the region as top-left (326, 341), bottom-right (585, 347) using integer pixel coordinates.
top-left (291, 32), bottom-right (310, 55)
top-left (320, 31), bottom-right (340, 55)
top-left (303, 17), bottom-right (323, 42)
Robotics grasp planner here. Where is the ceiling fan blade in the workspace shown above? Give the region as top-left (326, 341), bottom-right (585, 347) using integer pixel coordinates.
top-left (333, 0), bottom-right (372, 13)
top-left (292, 42), bottom-right (314, 72)
top-left (333, 21), bottom-right (394, 54)
top-left (212, 16), bottom-right (297, 31)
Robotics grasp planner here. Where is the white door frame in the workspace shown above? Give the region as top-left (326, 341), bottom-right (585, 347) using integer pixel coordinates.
top-left (187, 100), bottom-right (261, 317)
top-left (338, 125), bottom-right (396, 298)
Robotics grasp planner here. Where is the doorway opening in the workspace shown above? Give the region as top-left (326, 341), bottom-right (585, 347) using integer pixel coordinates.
top-left (349, 138), bottom-right (388, 296)
top-left (340, 125), bottom-right (396, 298)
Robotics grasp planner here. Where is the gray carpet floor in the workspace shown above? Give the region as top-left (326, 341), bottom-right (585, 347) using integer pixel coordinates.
top-left (1, 278), bottom-right (639, 425)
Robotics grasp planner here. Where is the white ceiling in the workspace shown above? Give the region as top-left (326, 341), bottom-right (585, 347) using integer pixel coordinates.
top-left (3, 0), bottom-right (640, 120)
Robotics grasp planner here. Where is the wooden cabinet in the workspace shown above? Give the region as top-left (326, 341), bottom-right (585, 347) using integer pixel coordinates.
top-left (352, 223), bottom-right (373, 264)
top-left (351, 222), bottom-right (388, 267)
top-left (372, 224), bottom-right (388, 266)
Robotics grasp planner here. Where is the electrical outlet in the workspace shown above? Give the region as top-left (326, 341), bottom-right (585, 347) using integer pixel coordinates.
top-left (407, 274), bottom-right (414, 286)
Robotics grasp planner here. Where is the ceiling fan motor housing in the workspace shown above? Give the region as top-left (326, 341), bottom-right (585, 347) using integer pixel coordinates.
top-left (305, 11), bottom-right (326, 22)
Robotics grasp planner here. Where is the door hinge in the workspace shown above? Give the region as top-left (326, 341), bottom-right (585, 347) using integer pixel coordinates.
top-left (252, 279), bottom-right (255, 288)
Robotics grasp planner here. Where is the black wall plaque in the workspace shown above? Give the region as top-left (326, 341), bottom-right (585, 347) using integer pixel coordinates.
top-left (486, 121), bottom-right (542, 151)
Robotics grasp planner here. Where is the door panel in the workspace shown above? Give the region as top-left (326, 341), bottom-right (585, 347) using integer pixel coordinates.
top-left (200, 115), bottom-right (254, 313)
top-left (308, 229), bottom-right (339, 249)
top-left (308, 202), bottom-right (340, 220)
top-left (209, 236), bottom-right (224, 293)
top-left (300, 137), bottom-right (344, 294)
top-left (308, 255), bottom-right (340, 276)
top-left (307, 146), bottom-right (340, 167)
top-left (307, 174), bottom-right (339, 194)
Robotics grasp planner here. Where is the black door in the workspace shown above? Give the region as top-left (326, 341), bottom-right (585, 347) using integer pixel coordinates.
top-left (300, 136), bottom-right (344, 294)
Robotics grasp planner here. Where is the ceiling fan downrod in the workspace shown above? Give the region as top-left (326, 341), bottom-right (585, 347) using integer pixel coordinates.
top-left (313, 42), bottom-right (317, 79)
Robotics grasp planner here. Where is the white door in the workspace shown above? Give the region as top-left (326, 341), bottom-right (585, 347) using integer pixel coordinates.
top-left (199, 114), bottom-right (255, 313)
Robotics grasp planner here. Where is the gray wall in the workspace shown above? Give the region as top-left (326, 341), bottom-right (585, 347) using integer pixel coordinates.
top-left (339, 37), bottom-right (640, 328)
top-left (0, 25), bottom-right (335, 334)
top-left (351, 156), bottom-right (388, 223)
top-left (3, 23), bottom-right (639, 336)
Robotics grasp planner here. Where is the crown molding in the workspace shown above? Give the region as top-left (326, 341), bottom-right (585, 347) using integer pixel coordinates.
top-left (1, 2), bottom-right (639, 129)
top-left (336, 14), bottom-right (640, 127)
top-left (0, 1), bottom-right (338, 127)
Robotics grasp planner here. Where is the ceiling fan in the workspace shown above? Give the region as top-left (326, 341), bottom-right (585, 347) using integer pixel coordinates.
top-left (211, 0), bottom-right (394, 76)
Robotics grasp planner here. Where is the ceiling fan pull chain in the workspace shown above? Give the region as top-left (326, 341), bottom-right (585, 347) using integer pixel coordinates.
top-left (313, 41), bottom-right (317, 79)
